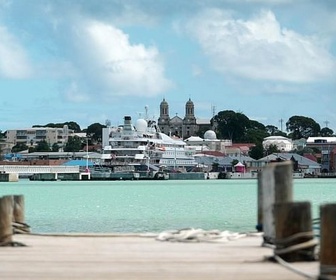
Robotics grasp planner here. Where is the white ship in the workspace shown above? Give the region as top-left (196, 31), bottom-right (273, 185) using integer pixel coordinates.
top-left (101, 116), bottom-right (197, 171)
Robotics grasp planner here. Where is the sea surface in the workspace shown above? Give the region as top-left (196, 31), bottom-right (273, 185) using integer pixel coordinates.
top-left (0, 178), bottom-right (335, 234)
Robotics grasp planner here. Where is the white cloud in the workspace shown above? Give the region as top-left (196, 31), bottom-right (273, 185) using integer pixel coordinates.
top-left (63, 82), bottom-right (90, 102)
top-left (0, 25), bottom-right (32, 79)
top-left (185, 9), bottom-right (336, 83)
top-left (66, 19), bottom-right (172, 100)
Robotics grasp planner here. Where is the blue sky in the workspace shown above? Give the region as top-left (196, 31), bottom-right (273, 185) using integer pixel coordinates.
top-left (0, 0), bottom-right (335, 133)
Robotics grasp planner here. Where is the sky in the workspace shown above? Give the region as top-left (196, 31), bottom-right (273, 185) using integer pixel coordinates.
top-left (0, 0), bottom-right (336, 133)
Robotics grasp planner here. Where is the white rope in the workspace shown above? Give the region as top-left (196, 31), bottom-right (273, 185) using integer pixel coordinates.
top-left (273, 255), bottom-right (317, 279)
top-left (274, 239), bottom-right (318, 255)
top-left (156, 228), bottom-right (247, 243)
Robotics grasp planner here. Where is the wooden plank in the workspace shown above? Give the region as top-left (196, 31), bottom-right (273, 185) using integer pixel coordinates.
top-left (0, 234), bottom-right (318, 279)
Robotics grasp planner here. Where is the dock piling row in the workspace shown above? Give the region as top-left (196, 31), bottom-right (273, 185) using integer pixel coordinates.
top-left (259, 161), bottom-right (336, 278)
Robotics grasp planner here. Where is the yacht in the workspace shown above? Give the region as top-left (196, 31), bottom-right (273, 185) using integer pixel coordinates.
top-left (101, 116), bottom-right (197, 171)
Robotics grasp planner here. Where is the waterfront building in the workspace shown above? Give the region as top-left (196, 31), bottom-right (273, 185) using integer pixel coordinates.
top-left (5, 126), bottom-right (75, 150)
top-left (256, 153), bottom-right (321, 175)
top-left (306, 137), bottom-right (336, 172)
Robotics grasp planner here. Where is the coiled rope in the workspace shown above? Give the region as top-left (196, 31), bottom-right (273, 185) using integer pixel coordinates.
top-left (156, 228), bottom-right (248, 243)
top-left (12, 221), bottom-right (31, 234)
top-left (270, 231), bottom-right (319, 279)
top-left (274, 231), bottom-right (318, 257)
top-left (0, 221), bottom-right (31, 247)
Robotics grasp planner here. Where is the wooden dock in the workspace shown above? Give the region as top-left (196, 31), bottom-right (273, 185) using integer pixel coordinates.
top-left (0, 233), bottom-right (318, 279)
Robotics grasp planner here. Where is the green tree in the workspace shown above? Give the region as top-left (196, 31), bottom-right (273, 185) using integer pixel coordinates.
top-left (85, 123), bottom-right (106, 143)
top-left (33, 121), bottom-right (81, 132)
top-left (35, 140), bottom-right (51, 152)
top-left (249, 143), bottom-right (264, 160)
top-left (320, 127), bottom-right (334, 137)
top-left (265, 144), bottom-right (280, 155)
top-left (12, 143), bottom-right (28, 153)
top-left (212, 110), bottom-right (250, 142)
top-left (51, 143), bottom-right (60, 152)
top-left (265, 125), bottom-right (287, 137)
top-left (286, 116), bottom-right (320, 140)
top-left (64, 136), bottom-right (82, 152)
top-left (243, 120), bottom-right (269, 144)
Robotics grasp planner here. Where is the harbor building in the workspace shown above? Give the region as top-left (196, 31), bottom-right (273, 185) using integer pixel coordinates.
top-left (306, 137), bottom-right (336, 173)
top-left (5, 126), bottom-right (75, 150)
top-left (157, 98), bottom-right (211, 139)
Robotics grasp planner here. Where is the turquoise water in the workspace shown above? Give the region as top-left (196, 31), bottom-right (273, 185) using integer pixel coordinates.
top-left (0, 179), bottom-right (335, 233)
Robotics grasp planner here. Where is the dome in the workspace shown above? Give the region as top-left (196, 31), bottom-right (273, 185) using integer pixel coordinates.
top-left (186, 98), bottom-right (194, 106)
top-left (204, 130), bottom-right (217, 140)
top-left (160, 98), bottom-right (168, 106)
top-left (135, 119), bottom-right (147, 132)
top-left (262, 136), bottom-right (293, 152)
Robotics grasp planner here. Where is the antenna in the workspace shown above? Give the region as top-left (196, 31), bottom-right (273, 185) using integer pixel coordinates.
top-left (279, 118), bottom-right (283, 131)
top-left (324, 120), bottom-right (329, 128)
top-left (212, 105), bottom-right (216, 117)
top-left (144, 105), bottom-right (149, 120)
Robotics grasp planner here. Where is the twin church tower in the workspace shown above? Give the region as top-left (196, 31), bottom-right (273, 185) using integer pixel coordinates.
top-left (157, 98), bottom-right (210, 139)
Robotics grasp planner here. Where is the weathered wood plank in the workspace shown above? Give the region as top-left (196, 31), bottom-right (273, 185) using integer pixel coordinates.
top-left (0, 234), bottom-right (318, 279)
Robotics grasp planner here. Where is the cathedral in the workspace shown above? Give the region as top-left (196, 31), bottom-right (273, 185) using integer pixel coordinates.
top-left (157, 98), bottom-right (211, 139)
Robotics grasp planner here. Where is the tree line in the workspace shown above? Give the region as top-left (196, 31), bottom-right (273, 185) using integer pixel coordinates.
top-left (210, 110), bottom-right (334, 159)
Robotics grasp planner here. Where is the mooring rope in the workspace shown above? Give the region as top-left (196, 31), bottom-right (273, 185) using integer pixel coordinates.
top-left (12, 221), bottom-right (31, 234)
top-left (273, 255), bottom-right (317, 279)
top-left (155, 228), bottom-right (248, 243)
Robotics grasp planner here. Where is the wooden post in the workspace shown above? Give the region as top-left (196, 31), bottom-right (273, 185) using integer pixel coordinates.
top-left (0, 195), bottom-right (13, 245)
top-left (273, 201), bottom-right (316, 262)
top-left (256, 172), bottom-right (263, 232)
top-left (13, 195), bottom-right (25, 224)
top-left (262, 161), bottom-right (293, 244)
top-left (320, 204), bottom-right (336, 279)
top-left (273, 161), bottom-right (293, 203)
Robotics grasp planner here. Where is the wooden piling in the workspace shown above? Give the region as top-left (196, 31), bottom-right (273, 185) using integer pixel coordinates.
top-left (273, 161), bottom-right (293, 203)
top-left (256, 172), bottom-right (263, 232)
top-left (273, 201), bottom-right (316, 262)
top-left (262, 161), bottom-right (293, 244)
top-left (13, 195), bottom-right (25, 224)
top-left (320, 204), bottom-right (336, 279)
top-left (0, 195), bottom-right (14, 245)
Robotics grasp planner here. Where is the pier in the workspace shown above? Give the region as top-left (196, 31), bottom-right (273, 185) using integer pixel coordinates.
top-left (0, 233), bottom-right (318, 279)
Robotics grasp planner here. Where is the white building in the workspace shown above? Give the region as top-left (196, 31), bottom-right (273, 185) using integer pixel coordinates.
top-left (262, 136), bottom-right (293, 152)
top-left (184, 130), bottom-right (232, 153)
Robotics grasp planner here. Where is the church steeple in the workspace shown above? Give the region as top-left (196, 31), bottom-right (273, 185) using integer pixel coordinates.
top-left (158, 98), bottom-right (170, 134)
top-left (185, 98), bottom-right (195, 119)
top-left (160, 98), bottom-right (169, 118)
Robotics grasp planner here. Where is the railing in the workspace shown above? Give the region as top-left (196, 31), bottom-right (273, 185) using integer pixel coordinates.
top-left (0, 165), bottom-right (79, 174)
